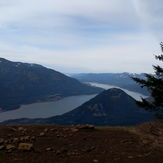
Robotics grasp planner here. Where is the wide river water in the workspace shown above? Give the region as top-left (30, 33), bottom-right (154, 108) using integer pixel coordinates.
top-left (0, 82), bottom-right (147, 122)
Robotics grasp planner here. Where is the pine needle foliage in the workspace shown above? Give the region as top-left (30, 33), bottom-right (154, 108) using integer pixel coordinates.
top-left (132, 43), bottom-right (163, 118)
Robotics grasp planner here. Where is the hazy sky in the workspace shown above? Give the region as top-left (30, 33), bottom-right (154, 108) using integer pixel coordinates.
top-left (0, 0), bottom-right (162, 73)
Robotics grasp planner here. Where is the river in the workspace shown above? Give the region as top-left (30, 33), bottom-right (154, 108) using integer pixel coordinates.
top-left (0, 82), bottom-right (148, 122)
top-left (0, 94), bottom-right (96, 122)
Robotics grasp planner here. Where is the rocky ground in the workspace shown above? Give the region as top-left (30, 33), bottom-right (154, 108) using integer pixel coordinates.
top-left (0, 122), bottom-right (163, 163)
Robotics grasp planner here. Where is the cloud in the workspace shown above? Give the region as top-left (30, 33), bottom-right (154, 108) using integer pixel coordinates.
top-left (0, 32), bottom-right (159, 73)
top-left (0, 0), bottom-right (139, 29)
top-left (133, 0), bottom-right (163, 40)
top-left (0, 0), bottom-right (162, 73)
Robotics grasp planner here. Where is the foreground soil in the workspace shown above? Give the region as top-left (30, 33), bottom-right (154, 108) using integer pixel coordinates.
top-left (0, 122), bottom-right (163, 163)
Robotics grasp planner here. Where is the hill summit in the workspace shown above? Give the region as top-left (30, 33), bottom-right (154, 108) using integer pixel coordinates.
top-left (49, 88), bottom-right (154, 126)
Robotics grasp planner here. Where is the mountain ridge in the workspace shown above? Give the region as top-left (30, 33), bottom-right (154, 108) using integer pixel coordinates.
top-left (0, 58), bottom-right (103, 111)
top-left (72, 73), bottom-right (148, 95)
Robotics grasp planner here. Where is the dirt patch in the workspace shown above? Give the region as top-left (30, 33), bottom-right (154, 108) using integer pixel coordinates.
top-left (0, 123), bottom-right (163, 163)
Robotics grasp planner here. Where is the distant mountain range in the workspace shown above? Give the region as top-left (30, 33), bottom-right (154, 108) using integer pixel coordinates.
top-left (1, 88), bottom-right (155, 126)
top-left (72, 73), bottom-right (148, 95)
top-left (0, 58), bottom-right (103, 111)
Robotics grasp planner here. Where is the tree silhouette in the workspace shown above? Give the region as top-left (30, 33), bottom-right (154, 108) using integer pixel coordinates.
top-left (132, 43), bottom-right (163, 118)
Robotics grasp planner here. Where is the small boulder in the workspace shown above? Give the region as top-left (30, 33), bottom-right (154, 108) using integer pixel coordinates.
top-left (18, 143), bottom-right (33, 151)
top-left (6, 144), bottom-right (15, 150)
top-left (71, 128), bottom-right (79, 133)
top-left (46, 147), bottom-right (52, 151)
top-left (128, 156), bottom-right (134, 159)
top-left (44, 128), bottom-right (48, 132)
top-left (39, 132), bottom-right (45, 137)
top-left (0, 138), bottom-right (4, 144)
top-left (20, 136), bottom-right (30, 142)
top-left (18, 127), bottom-right (24, 131)
top-left (10, 128), bottom-right (17, 132)
top-left (0, 145), bottom-right (5, 150)
top-left (50, 128), bottom-right (56, 132)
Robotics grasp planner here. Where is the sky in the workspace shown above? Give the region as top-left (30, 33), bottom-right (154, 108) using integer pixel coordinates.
top-left (0, 0), bottom-right (162, 73)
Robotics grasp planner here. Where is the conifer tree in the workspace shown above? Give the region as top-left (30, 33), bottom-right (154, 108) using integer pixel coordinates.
top-left (132, 43), bottom-right (163, 118)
